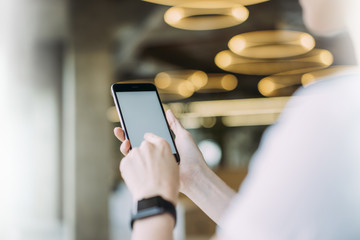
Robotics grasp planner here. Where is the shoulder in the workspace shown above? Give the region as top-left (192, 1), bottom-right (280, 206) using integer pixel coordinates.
top-left (284, 70), bottom-right (360, 117)
top-left (217, 71), bottom-right (360, 240)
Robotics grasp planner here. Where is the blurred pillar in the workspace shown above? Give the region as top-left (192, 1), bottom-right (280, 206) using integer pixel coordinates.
top-left (63, 0), bottom-right (117, 240)
top-left (0, 0), bottom-right (65, 239)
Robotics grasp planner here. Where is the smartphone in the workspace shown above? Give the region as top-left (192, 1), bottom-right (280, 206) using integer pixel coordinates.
top-left (111, 83), bottom-right (180, 163)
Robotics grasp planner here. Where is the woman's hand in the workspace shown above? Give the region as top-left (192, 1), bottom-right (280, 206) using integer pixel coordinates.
top-left (164, 110), bottom-right (209, 194)
top-left (114, 110), bottom-right (208, 195)
top-left (114, 110), bottom-right (236, 223)
top-left (119, 133), bottom-right (179, 204)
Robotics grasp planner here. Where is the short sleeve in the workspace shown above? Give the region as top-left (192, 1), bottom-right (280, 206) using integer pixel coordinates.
top-left (218, 73), bottom-right (360, 240)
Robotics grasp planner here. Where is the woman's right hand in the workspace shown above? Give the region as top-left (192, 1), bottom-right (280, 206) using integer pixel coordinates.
top-left (113, 109), bottom-right (209, 194)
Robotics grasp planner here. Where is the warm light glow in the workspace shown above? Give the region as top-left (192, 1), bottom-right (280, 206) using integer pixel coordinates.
top-left (118, 79), bottom-right (192, 102)
top-left (222, 113), bottom-right (280, 126)
top-left (179, 115), bottom-right (202, 129)
top-left (201, 117), bottom-right (217, 128)
top-left (196, 73), bottom-right (238, 93)
top-left (258, 78), bottom-right (277, 96)
top-left (168, 96), bottom-right (289, 128)
top-left (232, 7), bottom-right (248, 20)
top-left (143, 0), bottom-right (268, 6)
top-left (300, 33), bottom-right (316, 50)
top-left (215, 51), bottom-right (233, 68)
top-left (178, 81), bottom-right (195, 97)
top-left (301, 73), bottom-right (316, 86)
top-left (164, 8), bottom-right (184, 23)
top-left (142, 0), bottom-right (187, 6)
top-left (301, 65), bottom-right (358, 86)
top-left (184, 1), bottom-right (236, 8)
top-left (155, 72), bottom-right (172, 89)
top-left (229, 36), bottom-right (247, 53)
top-left (155, 70), bottom-right (206, 98)
top-left (215, 49), bottom-right (333, 75)
top-left (258, 74), bottom-right (303, 97)
top-left (237, 0), bottom-right (269, 5)
top-left (164, 3), bottom-right (249, 30)
top-left (319, 51), bottom-right (334, 65)
top-left (221, 74), bottom-right (238, 90)
top-left (228, 30), bottom-right (316, 59)
top-left (188, 97), bottom-right (289, 117)
top-left (188, 70), bottom-right (208, 90)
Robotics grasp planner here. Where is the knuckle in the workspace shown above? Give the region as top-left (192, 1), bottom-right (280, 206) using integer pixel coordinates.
top-left (144, 140), bottom-right (155, 149)
top-left (140, 140), bottom-right (149, 149)
top-left (159, 138), bottom-right (170, 149)
top-left (119, 157), bottom-right (127, 173)
top-left (159, 138), bottom-right (167, 145)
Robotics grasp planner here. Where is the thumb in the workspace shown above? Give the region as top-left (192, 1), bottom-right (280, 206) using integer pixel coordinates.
top-left (166, 109), bottom-right (185, 136)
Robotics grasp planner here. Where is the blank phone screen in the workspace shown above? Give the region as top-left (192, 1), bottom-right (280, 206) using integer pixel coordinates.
top-left (116, 91), bottom-right (176, 153)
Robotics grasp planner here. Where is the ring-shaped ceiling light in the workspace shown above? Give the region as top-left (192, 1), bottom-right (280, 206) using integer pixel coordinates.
top-left (143, 0), bottom-right (269, 6)
top-left (215, 48), bottom-right (334, 75)
top-left (155, 70), bottom-right (238, 93)
top-left (301, 65), bottom-right (358, 86)
top-left (196, 73), bottom-right (238, 93)
top-left (257, 65), bottom-right (355, 97)
top-left (228, 30), bottom-right (316, 59)
top-left (164, 2), bottom-right (249, 30)
top-left (155, 70), bottom-right (208, 91)
top-left (258, 74), bottom-right (304, 97)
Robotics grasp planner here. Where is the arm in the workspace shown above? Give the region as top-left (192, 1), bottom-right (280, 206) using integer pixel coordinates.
top-left (114, 110), bottom-right (236, 225)
top-left (118, 133), bottom-right (179, 240)
top-left (180, 162), bottom-right (236, 225)
top-left (132, 213), bottom-right (174, 240)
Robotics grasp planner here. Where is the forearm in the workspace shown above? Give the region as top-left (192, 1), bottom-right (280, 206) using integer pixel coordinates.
top-left (183, 164), bottom-right (236, 225)
top-left (132, 213), bottom-right (175, 240)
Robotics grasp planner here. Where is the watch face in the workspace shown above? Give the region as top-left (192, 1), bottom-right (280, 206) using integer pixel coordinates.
top-left (138, 196), bottom-right (162, 211)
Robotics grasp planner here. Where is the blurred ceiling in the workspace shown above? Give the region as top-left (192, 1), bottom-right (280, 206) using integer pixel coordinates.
top-left (112, 0), bottom-right (357, 102)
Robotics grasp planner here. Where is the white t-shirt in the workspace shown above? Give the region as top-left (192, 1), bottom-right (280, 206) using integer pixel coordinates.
top-left (218, 71), bottom-right (360, 240)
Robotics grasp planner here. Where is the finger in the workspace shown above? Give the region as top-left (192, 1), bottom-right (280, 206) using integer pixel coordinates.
top-left (144, 133), bottom-right (171, 150)
top-left (166, 109), bottom-right (185, 135)
top-left (143, 132), bottom-right (163, 143)
top-left (114, 127), bottom-right (126, 142)
top-left (120, 139), bottom-right (131, 155)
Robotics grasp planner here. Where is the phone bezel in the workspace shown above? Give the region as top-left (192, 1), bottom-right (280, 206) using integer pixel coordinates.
top-left (111, 83), bottom-right (180, 163)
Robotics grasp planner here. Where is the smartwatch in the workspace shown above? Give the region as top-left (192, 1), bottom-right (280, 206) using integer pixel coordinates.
top-left (131, 195), bottom-right (176, 229)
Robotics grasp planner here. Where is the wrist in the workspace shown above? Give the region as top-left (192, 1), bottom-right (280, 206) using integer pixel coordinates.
top-left (180, 161), bottom-right (212, 197)
top-left (131, 195), bottom-right (177, 229)
top-left (133, 187), bottom-right (178, 205)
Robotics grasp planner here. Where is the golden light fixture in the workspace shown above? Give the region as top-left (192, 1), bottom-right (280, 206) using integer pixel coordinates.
top-left (164, 96), bottom-right (290, 128)
top-left (301, 65), bottom-right (358, 86)
top-left (143, 0), bottom-right (269, 6)
top-left (154, 73), bottom-right (195, 97)
top-left (155, 70), bottom-right (207, 91)
top-left (222, 113), bottom-right (280, 126)
top-left (215, 48), bottom-right (334, 75)
top-left (164, 2), bottom-right (249, 30)
top-left (187, 97), bottom-right (289, 117)
top-left (228, 30), bottom-right (316, 59)
top-left (196, 73), bottom-right (238, 93)
top-left (116, 79), bottom-right (193, 102)
top-left (257, 64), bottom-right (352, 97)
top-left (258, 74), bottom-right (303, 97)
top-left (155, 70), bottom-right (237, 94)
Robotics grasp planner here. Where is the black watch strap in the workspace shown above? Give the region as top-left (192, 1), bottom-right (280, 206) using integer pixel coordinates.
top-left (131, 196), bottom-right (176, 229)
